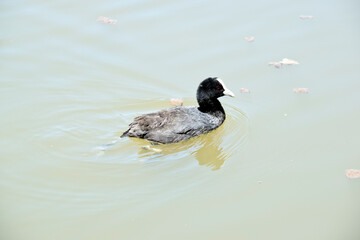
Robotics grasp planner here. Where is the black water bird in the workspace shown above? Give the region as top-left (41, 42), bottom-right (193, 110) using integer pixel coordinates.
top-left (121, 77), bottom-right (235, 144)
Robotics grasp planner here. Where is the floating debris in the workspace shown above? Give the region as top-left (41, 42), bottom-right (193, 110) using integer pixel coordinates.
top-left (269, 58), bottom-right (299, 68)
top-left (170, 98), bottom-right (183, 106)
top-left (239, 88), bottom-right (250, 93)
top-left (299, 15), bottom-right (313, 20)
top-left (268, 61), bottom-right (282, 68)
top-left (244, 36), bottom-right (255, 42)
top-left (345, 169), bottom-right (360, 179)
top-left (142, 145), bottom-right (162, 153)
top-left (97, 16), bottom-right (117, 24)
top-left (280, 58), bottom-right (299, 65)
top-left (293, 88), bottom-right (309, 93)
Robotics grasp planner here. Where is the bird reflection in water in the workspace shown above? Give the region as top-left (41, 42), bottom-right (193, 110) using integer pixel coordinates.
top-left (192, 127), bottom-right (229, 170)
top-left (136, 123), bottom-right (230, 171)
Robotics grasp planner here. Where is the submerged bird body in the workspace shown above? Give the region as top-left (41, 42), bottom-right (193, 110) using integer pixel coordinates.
top-left (121, 77), bottom-right (234, 144)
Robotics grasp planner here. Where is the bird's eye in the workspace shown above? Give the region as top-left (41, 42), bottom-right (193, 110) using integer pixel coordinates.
top-left (216, 86), bottom-right (221, 90)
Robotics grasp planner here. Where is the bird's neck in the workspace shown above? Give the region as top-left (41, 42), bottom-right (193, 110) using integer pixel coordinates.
top-left (198, 98), bottom-right (225, 119)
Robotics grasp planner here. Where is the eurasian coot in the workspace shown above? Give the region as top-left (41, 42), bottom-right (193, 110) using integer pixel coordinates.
top-left (121, 77), bottom-right (235, 144)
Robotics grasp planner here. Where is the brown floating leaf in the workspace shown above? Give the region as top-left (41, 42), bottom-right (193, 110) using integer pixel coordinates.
top-left (239, 88), bottom-right (250, 93)
top-left (97, 16), bottom-right (117, 24)
top-left (244, 36), bottom-right (255, 42)
top-left (299, 15), bottom-right (313, 20)
top-left (293, 88), bottom-right (309, 93)
top-left (345, 169), bottom-right (360, 179)
top-left (170, 98), bottom-right (183, 106)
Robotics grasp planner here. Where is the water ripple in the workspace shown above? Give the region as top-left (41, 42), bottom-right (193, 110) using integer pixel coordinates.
top-left (90, 101), bottom-right (249, 171)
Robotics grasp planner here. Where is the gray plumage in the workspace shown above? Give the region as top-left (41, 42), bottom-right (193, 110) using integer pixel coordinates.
top-left (121, 77), bottom-right (235, 144)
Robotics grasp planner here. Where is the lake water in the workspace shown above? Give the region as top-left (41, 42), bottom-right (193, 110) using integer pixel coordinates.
top-left (1, 0), bottom-right (359, 239)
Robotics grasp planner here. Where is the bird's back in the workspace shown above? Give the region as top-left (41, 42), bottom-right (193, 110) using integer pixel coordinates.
top-left (121, 106), bottom-right (224, 143)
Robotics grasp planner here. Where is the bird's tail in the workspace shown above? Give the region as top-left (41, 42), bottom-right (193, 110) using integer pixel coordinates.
top-left (120, 129), bottom-right (129, 138)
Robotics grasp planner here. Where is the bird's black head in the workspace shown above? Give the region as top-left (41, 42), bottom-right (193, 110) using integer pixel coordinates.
top-left (197, 77), bottom-right (235, 101)
top-left (196, 77), bottom-right (235, 114)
